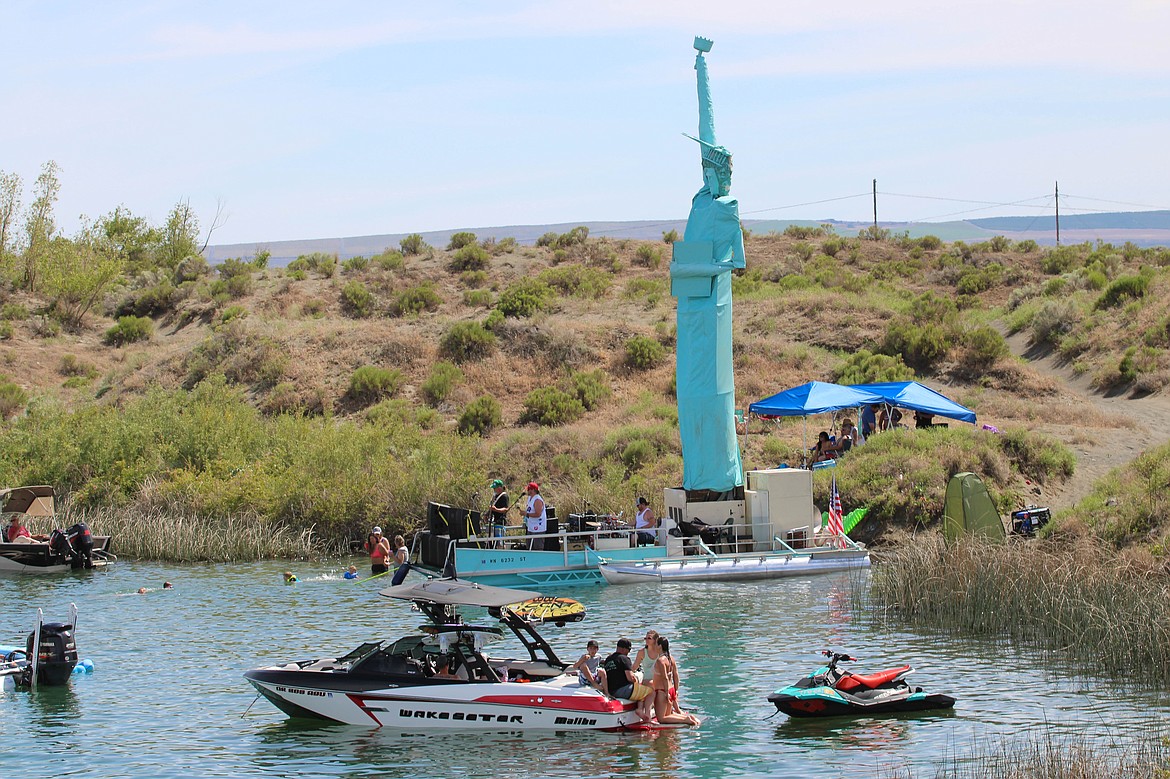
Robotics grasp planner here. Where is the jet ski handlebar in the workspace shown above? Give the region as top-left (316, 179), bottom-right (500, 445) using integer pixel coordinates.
top-left (821, 650), bottom-right (856, 665)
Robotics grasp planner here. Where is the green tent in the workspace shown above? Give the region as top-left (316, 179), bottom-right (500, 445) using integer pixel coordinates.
top-left (942, 472), bottom-right (1005, 543)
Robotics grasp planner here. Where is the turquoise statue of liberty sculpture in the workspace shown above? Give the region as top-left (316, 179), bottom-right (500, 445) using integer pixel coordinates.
top-left (670, 36), bottom-right (745, 495)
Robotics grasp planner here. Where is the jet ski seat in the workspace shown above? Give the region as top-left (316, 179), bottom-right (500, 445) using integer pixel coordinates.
top-left (836, 665), bottom-right (911, 692)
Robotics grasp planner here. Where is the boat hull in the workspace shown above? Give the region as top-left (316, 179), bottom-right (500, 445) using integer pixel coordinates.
top-left (768, 687), bottom-right (956, 718)
top-left (0, 538), bottom-right (114, 576)
top-left (244, 667), bottom-right (642, 730)
top-left (417, 544), bottom-right (670, 588)
top-left (598, 549), bottom-right (869, 584)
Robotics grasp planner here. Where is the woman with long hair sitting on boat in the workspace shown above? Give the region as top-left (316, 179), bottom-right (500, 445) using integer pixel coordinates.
top-left (650, 636), bottom-right (700, 726)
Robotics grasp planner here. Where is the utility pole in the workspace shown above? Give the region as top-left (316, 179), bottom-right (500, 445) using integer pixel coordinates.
top-left (872, 179), bottom-right (878, 230)
top-left (1055, 180), bottom-right (1060, 246)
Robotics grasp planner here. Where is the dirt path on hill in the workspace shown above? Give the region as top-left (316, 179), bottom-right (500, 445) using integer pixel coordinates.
top-left (1005, 332), bottom-right (1170, 511)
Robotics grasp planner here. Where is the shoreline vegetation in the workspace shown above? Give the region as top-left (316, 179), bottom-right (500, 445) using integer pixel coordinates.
top-left (886, 726), bottom-right (1170, 778)
top-left (869, 533), bottom-right (1170, 685)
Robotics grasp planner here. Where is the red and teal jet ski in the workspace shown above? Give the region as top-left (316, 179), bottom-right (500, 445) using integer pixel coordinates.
top-left (768, 651), bottom-right (956, 718)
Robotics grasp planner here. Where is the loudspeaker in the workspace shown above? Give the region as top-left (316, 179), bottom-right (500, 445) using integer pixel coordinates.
top-left (428, 503), bottom-right (482, 540)
top-left (430, 534), bottom-right (452, 568)
top-left (544, 507), bottom-right (559, 551)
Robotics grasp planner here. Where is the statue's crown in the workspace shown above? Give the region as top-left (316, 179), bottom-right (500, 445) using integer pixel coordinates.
top-left (694, 36), bottom-right (713, 53)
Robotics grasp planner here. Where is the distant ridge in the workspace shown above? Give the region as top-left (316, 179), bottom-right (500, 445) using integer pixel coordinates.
top-left (970, 209), bottom-right (1170, 232)
top-left (207, 210), bottom-right (1170, 265)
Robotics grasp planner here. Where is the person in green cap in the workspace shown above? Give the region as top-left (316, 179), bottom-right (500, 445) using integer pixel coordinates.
top-left (486, 479), bottom-right (510, 547)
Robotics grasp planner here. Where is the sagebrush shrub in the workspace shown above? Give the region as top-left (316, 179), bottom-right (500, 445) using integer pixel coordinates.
top-left (348, 366), bottom-right (403, 405)
top-left (1031, 299), bottom-right (1080, 346)
top-left (104, 315), bottom-right (153, 346)
top-left (964, 325), bottom-right (1008, 367)
top-left (117, 281), bottom-right (177, 317)
top-left (342, 280), bottom-right (376, 318)
top-left (1, 303), bottom-right (28, 320)
top-left (882, 319), bottom-right (951, 370)
top-left (342, 256), bottom-right (369, 274)
top-left (833, 349), bottom-right (914, 385)
top-left (635, 244), bottom-right (662, 269)
top-left (447, 232), bottom-right (478, 250)
top-left (463, 289), bottom-right (493, 307)
top-left (461, 270), bottom-right (488, 288)
top-left (519, 387), bottom-right (585, 426)
top-left (59, 354), bottom-right (97, 378)
top-left (421, 362), bottom-right (463, 406)
top-left (0, 380), bottom-right (28, 419)
top-left (448, 244), bottom-right (490, 272)
top-left (566, 369), bottom-right (611, 411)
top-left (392, 283), bottom-right (441, 316)
top-left (400, 234), bottom-right (429, 256)
top-left (1095, 274), bottom-right (1149, 310)
top-left (497, 278), bottom-right (553, 318)
top-left (439, 321), bottom-right (496, 363)
top-left (1042, 246), bottom-right (1081, 274)
top-left (539, 265), bottom-right (610, 298)
top-left (625, 335), bottom-right (666, 369)
top-left (621, 439), bottom-right (654, 470)
top-left (374, 249), bottom-right (405, 271)
top-left (783, 224), bottom-right (824, 240)
top-left (218, 258), bottom-right (254, 279)
top-left (458, 395), bottom-right (502, 436)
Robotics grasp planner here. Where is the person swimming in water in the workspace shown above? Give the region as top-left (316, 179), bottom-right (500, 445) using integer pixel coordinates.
top-left (343, 565), bottom-right (359, 580)
top-left (283, 571), bottom-right (298, 584)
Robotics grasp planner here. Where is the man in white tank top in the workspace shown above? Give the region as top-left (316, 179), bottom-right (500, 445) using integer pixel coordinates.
top-left (634, 497), bottom-right (657, 546)
top-left (523, 481), bottom-right (547, 551)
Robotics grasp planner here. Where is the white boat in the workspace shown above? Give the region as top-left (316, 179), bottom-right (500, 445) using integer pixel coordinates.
top-left (243, 579), bottom-right (658, 730)
top-left (0, 486), bottom-right (115, 575)
top-left (598, 544), bottom-right (870, 585)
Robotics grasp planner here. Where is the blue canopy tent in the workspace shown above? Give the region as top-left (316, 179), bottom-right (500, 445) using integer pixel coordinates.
top-left (748, 381), bottom-right (884, 417)
top-left (748, 382), bottom-right (885, 467)
top-left (849, 381), bottom-right (976, 424)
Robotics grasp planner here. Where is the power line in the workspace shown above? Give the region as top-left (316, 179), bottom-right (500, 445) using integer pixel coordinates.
top-left (741, 192), bottom-right (871, 216)
top-left (588, 186), bottom-right (1168, 239)
top-left (1060, 194), bottom-right (1170, 211)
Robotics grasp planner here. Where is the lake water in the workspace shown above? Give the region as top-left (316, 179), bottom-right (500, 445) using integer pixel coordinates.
top-left (2, 559), bottom-right (1167, 778)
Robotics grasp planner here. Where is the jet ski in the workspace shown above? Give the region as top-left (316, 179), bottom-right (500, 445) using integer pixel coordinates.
top-left (768, 650), bottom-right (955, 718)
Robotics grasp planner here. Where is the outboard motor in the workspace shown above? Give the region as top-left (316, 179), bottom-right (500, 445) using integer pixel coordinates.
top-left (26, 622), bottom-right (78, 685)
top-left (48, 529), bottom-right (73, 562)
top-left (65, 522), bottom-right (95, 569)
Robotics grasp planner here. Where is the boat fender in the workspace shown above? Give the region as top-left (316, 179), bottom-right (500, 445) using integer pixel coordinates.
top-left (72, 659), bottom-right (94, 674)
top-left (1, 675), bottom-right (14, 693)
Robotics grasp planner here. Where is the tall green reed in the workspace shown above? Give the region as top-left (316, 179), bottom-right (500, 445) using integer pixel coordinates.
top-left (870, 532), bottom-right (1170, 685)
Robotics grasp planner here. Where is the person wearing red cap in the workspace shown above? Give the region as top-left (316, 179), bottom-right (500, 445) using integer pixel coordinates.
top-left (522, 482), bottom-right (547, 551)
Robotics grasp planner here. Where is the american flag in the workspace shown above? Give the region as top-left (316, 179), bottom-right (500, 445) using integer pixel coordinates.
top-left (827, 475), bottom-right (844, 547)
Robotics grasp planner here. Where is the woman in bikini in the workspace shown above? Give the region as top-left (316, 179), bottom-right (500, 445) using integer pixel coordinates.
top-left (650, 636), bottom-right (700, 726)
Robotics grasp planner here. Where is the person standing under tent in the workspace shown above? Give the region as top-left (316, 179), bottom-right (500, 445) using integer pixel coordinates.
top-left (861, 404), bottom-right (878, 438)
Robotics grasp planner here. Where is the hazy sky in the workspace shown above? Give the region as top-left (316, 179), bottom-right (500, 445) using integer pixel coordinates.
top-left (4, 1), bottom-right (1169, 245)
